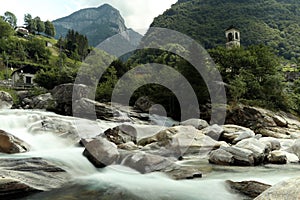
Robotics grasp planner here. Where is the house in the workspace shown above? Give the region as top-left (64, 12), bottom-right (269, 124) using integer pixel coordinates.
top-left (11, 65), bottom-right (39, 87)
top-left (225, 25), bottom-right (240, 49)
top-left (15, 27), bottom-right (29, 37)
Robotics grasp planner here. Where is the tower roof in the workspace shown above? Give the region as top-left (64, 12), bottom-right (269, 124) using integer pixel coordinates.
top-left (225, 25), bottom-right (239, 31)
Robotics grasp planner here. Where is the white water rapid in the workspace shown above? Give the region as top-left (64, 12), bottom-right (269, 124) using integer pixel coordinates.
top-left (0, 109), bottom-right (299, 200)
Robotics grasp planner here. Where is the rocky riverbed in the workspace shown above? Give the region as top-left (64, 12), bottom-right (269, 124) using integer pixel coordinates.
top-left (1, 85), bottom-right (300, 199)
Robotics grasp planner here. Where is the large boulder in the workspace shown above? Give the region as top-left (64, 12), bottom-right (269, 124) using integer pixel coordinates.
top-left (209, 145), bottom-right (255, 166)
top-left (259, 137), bottom-right (281, 152)
top-left (103, 124), bottom-right (137, 145)
top-left (235, 138), bottom-right (267, 164)
top-left (255, 176), bottom-right (300, 200)
top-left (226, 180), bottom-right (271, 198)
top-left (30, 93), bottom-right (57, 110)
top-left (221, 125), bottom-right (255, 144)
top-left (287, 139), bottom-right (300, 159)
top-left (83, 138), bottom-right (120, 168)
top-left (0, 130), bottom-right (30, 154)
top-left (121, 152), bottom-right (174, 174)
top-left (138, 126), bottom-right (221, 158)
top-left (52, 84), bottom-right (90, 115)
top-left (134, 96), bottom-right (154, 112)
top-left (202, 124), bottom-right (223, 140)
top-left (0, 91), bottom-right (13, 109)
top-left (267, 150), bottom-right (287, 164)
top-left (0, 157), bottom-right (69, 199)
top-left (179, 118), bottom-right (209, 130)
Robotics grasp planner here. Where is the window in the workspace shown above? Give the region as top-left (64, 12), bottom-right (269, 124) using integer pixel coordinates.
top-left (235, 32), bottom-right (239, 40)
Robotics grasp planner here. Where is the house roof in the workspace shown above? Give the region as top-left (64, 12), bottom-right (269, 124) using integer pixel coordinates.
top-left (11, 65), bottom-right (40, 76)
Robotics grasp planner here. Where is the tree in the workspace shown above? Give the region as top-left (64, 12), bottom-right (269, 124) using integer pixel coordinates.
top-left (44, 20), bottom-right (56, 37)
top-left (4, 11), bottom-right (17, 28)
top-left (34, 17), bottom-right (45, 34)
top-left (0, 18), bottom-right (14, 38)
top-left (24, 14), bottom-right (37, 33)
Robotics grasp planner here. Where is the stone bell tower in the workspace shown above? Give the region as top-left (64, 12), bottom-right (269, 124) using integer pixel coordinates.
top-left (225, 25), bottom-right (240, 49)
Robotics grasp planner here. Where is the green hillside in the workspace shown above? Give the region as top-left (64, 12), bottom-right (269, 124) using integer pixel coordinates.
top-left (151, 0), bottom-right (300, 61)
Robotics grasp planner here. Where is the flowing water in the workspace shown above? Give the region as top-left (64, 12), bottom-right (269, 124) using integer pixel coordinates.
top-left (0, 109), bottom-right (299, 200)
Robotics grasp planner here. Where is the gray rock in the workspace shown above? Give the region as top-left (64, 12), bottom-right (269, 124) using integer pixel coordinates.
top-left (83, 138), bottom-right (120, 167)
top-left (30, 93), bottom-right (57, 110)
top-left (0, 157), bottom-right (69, 199)
top-left (104, 124), bottom-right (137, 145)
top-left (259, 137), bottom-right (281, 152)
top-left (226, 180), bottom-right (271, 198)
top-left (267, 150), bottom-right (287, 164)
top-left (121, 152), bottom-right (174, 174)
top-left (0, 91), bottom-right (13, 109)
top-left (221, 146), bottom-right (255, 166)
top-left (235, 138), bottom-right (267, 164)
top-left (255, 176), bottom-right (300, 200)
top-left (179, 118), bottom-right (209, 130)
top-left (0, 129), bottom-right (30, 154)
top-left (118, 142), bottom-right (139, 150)
top-left (221, 125), bottom-right (255, 144)
top-left (202, 124), bottom-right (223, 140)
top-left (288, 139), bottom-right (300, 159)
top-left (272, 115), bottom-right (287, 127)
top-left (209, 148), bottom-right (234, 165)
top-left (134, 96), bottom-right (154, 112)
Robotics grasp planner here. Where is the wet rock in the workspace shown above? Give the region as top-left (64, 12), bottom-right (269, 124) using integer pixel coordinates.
top-left (267, 150), bottom-right (287, 164)
top-left (221, 146), bottom-right (255, 166)
top-left (121, 152), bottom-right (174, 174)
top-left (134, 96), bottom-right (154, 112)
top-left (0, 157), bottom-right (68, 199)
top-left (0, 91), bottom-right (13, 109)
top-left (30, 93), bottom-right (57, 110)
top-left (235, 138), bottom-right (267, 164)
top-left (221, 125), bottom-right (255, 144)
top-left (0, 130), bottom-right (30, 154)
top-left (104, 124), bottom-right (137, 145)
top-left (226, 180), bottom-right (271, 198)
top-left (83, 138), bottom-right (120, 167)
top-left (202, 124), bottom-right (223, 140)
top-left (179, 118), bottom-right (209, 130)
top-left (209, 148), bottom-right (234, 165)
top-left (255, 176), bottom-right (300, 200)
top-left (138, 126), bottom-right (221, 158)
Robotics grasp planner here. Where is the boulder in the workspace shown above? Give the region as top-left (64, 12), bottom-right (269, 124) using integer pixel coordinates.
top-left (0, 157), bottom-right (69, 199)
top-left (288, 139), bottom-right (300, 159)
top-left (118, 142), bottom-right (139, 151)
top-left (223, 146), bottom-right (255, 166)
top-left (226, 180), bottom-right (271, 198)
top-left (267, 150), bottom-right (287, 164)
top-left (273, 115), bottom-right (288, 127)
top-left (202, 124), bottom-right (223, 140)
top-left (138, 126), bottom-right (221, 158)
top-left (134, 96), bottom-right (154, 112)
top-left (83, 138), bottom-right (120, 167)
top-left (255, 176), bottom-right (300, 200)
top-left (209, 148), bottom-right (234, 165)
top-left (104, 124), bottom-right (137, 145)
top-left (30, 93), bottom-right (57, 110)
top-left (259, 137), bottom-right (281, 152)
top-left (0, 130), bottom-right (30, 154)
top-left (52, 84), bottom-right (90, 115)
top-left (235, 138), bottom-right (267, 164)
top-left (0, 91), bottom-right (13, 109)
top-left (121, 152), bottom-right (174, 174)
top-left (221, 125), bottom-right (255, 144)
top-left (179, 118), bottom-right (209, 130)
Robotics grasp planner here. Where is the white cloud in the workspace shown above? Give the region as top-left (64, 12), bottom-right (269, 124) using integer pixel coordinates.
top-left (0, 0), bottom-right (177, 33)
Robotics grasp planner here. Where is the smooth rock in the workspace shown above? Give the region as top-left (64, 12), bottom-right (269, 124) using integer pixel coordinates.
top-left (121, 152), bottom-right (174, 174)
top-left (209, 148), bottom-right (234, 165)
top-left (226, 180), bottom-right (271, 198)
top-left (104, 124), bottom-right (137, 145)
top-left (221, 125), bottom-right (255, 144)
top-left (255, 176), bottom-right (300, 200)
top-left (0, 91), bottom-right (13, 109)
top-left (0, 130), bottom-right (30, 154)
top-left (221, 146), bottom-right (255, 166)
top-left (83, 138), bottom-right (120, 167)
top-left (288, 139), bottom-right (300, 159)
top-left (273, 115), bottom-right (288, 127)
top-left (202, 124), bottom-right (223, 140)
top-left (235, 138), bottom-right (266, 164)
top-left (30, 93), bottom-right (57, 110)
top-left (179, 118), bottom-right (209, 130)
top-left (259, 137), bottom-right (281, 152)
top-left (267, 150), bottom-right (287, 164)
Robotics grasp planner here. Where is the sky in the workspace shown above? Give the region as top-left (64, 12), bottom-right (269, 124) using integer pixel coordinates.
top-left (0, 0), bottom-right (177, 34)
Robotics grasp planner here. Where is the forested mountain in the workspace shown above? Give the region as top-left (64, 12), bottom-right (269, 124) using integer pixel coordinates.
top-left (151, 0), bottom-right (300, 61)
top-left (53, 4), bottom-right (142, 47)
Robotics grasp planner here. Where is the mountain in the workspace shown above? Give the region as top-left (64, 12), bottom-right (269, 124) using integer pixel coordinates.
top-left (53, 4), bottom-right (142, 47)
top-left (150, 0), bottom-right (300, 61)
